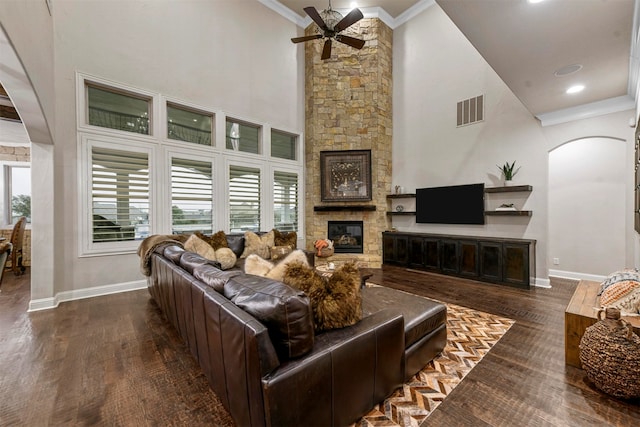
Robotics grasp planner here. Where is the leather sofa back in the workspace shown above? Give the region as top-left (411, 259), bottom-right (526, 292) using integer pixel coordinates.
top-left (224, 274), bottom-right (314, 360)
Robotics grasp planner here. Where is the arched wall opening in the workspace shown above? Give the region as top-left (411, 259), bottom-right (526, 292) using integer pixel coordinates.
top-left (548, 137), bottom-right (626, 279)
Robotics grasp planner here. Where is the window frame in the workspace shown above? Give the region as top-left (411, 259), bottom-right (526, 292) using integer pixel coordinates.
top-left (165, 148), bottom-right (216, 235)
top-left (165, 100), bottom-right (215, 147)
top-left (1, 161), bottom-right (31, 225)
top-left (79, 134), bottom-right (155, 256)
top-left (77, 73), bottom-right (304, 256)
top-left (77, 73), bottom-right (159, 142)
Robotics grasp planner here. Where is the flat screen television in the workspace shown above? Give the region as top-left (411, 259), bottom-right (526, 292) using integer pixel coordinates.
top-left (416, 183), bottom-right (485, 225)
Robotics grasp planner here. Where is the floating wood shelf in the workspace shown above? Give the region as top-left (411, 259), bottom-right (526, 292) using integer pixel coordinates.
top-left (485, 210), bottom-right (532, 217)
top-left (386, 193), bottom-right (416, 199)
top-left (386, 211), bottom-right (416, 216)
top-left (314, 205), bottom-right (377, 212)
top-left (485, 185), bottom-right (533, 193)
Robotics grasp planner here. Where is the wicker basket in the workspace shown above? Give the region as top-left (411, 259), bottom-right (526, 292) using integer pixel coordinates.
top-left (317, 247), bottom-right (334, 258)
top-left (579, 307), bottom-right (640, 399)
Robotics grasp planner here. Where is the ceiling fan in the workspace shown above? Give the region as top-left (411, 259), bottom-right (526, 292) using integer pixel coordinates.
top-left (291, 1), bottom-right (365, 60)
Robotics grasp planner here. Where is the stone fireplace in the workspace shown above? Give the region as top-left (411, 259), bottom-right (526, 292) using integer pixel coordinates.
top-left (303, 18), bottom-right (393, 268)
top-left (328, 221), bottom-right (364, 254)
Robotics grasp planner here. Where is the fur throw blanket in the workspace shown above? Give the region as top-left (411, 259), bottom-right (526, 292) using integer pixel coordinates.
top-left (137, 234), bottom-right (188, 276)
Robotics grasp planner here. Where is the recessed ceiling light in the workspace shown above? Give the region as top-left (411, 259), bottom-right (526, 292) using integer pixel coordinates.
top-left (554, 64), bottom-right (583, 77)
top-left (566, 84), bottom-right (585, 94)
top-left (528, 0), bottom-right (545, 3)
top-left (350, 2), bottom-right (358, 8)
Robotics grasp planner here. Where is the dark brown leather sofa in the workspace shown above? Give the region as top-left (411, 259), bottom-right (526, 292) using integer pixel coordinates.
top-left (146, 241), bottom-right (446, 426)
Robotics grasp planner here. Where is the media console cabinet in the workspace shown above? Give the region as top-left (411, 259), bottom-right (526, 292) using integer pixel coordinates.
top-left (383, 232), bottom-right (536, 289)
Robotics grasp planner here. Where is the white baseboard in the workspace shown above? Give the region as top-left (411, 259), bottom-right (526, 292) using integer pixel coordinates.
top-left (533, 278), bottom-right (551, 288)
top-left (28, 279), bottom-right (147, 312)
top-left (548, 269), bottom-right (606, 283)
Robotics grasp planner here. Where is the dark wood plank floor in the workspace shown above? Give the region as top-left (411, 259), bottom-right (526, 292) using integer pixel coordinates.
top-left (1, 266), bottom-right (639, 426)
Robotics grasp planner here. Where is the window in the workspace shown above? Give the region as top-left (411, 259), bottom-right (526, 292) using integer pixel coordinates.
top-left (91, 147), bottom-right (149, 242)
top-left (229, 165), bottom-right (260, 232)
top-left (171, 157), bottom-right (213, 234)
top-left (167, 103), bottom-right (213, 146)
top-left (226, 119), bottom-right (260, 154)
top-left (271, 130), bottom-right (297, 160)
top-left (4, 165), bottom-right (31, 224)
top-left (87, 84), bottom-right (151, 135)
top-left (273, 171), bottom-right (298, 232)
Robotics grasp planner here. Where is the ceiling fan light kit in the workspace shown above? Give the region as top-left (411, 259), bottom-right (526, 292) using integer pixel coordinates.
top-left (291, 1), bottom-right (366, 60)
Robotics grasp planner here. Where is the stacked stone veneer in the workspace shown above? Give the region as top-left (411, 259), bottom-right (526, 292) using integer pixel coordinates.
top-left (304, 19), bottom-right (392, 268)
top-left (0, 145), bottom-right (30, 162)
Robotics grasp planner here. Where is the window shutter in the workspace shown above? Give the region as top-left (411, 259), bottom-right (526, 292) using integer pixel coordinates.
top-left (171, 158), bottom-right (213, 234)
top-left (273, 171), bottom-right (298, 232)
top-left (229, 165), bottom-right (260, 232)
top-left (91, 147), bottom-right (149, 242)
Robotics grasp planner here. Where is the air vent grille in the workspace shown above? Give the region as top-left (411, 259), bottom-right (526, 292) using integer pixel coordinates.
top-left (457, 95), bottom-right (484, 127)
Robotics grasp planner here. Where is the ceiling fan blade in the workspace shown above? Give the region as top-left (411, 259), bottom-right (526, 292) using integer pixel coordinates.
top-left (304, 6), bottom-right (328, 32)
top-left (335, 34), bottom-right (365, 50)
top-left (321, 39), bottom-right (332, 60)
top-left (333, 8), bottom-right (364, 33)
top-left (291, 34), bottom-right (323, 44)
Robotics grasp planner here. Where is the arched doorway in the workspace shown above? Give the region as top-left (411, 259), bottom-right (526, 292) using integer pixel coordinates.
top-left (548, 137), bottom-right (626, 279)
top-left (0, 23), bottom-right (54, 309)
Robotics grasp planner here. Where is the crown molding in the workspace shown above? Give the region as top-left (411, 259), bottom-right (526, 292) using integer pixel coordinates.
top-left (259, 0), bottom-right (435, 30)
top-left (257, 0), bottom-right (308, 27)
top-left (536, 95), bottom-right (636, 127)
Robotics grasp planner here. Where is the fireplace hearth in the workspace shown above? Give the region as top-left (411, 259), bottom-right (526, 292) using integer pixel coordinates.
top-left (328, 221), bottom-right (363, 254)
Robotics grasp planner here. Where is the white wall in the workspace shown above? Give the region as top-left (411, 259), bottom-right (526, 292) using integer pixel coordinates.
top-left (1, 0), bottom-right (304, 302)
top-left (392, 5), bottom-right (636, 283)
top-left (548, 137), bottom-right (626, 277)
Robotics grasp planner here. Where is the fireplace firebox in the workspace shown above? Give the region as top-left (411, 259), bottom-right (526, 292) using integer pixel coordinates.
top-left (328, 221), bottom-right (363, 254)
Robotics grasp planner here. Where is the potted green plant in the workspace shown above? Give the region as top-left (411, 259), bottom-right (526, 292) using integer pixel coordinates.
top-left (497, 161), bottom-right (520, 185)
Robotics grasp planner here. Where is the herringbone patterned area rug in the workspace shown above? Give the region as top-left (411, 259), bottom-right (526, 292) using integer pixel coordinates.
top-left (355, 290), bottom-right (515, 427)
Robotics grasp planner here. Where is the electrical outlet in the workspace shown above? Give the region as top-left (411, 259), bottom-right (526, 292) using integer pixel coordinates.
top-left (553, 258), bottom-right (560, 265)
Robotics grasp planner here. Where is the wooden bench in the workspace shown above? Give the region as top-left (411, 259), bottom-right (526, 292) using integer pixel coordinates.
top-left (565, 280), bottom-right (640, 368)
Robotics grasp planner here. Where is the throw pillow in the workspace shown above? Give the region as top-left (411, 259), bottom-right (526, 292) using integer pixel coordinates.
top-left (283, 261), bottom-right (362, 332)
top-left (600, 280), bottom-right (640, 315)
top-left (184, 234), bottom-right (217, 261)
top-left (244, 254), bottom-right (274, 277)
top-left (214, 247), bottom-right (237, 270)
top-left (273, 229), bottom-right (297, 250)
top-left (266, 249), bottom-right (309, 281)
top-left (210, 230), bottom-right (229, 250)
top-left (598, 269), bottom-right (640, 295)
top-left (241, 230), bottom-right (274, 259)
top-left (282, 261), bottom-right (323, 295)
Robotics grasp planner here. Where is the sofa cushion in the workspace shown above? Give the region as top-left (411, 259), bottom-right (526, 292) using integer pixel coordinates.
top-left (193, 264), bottom-right (242, 293)
top-left (163, 245), bottom-right (185, 264)
top-left (241, 230), bottom-right (275, 259)
top-left (223, 274), bottom-right (314, 360)
top-left (180, 251), bottom-right (219, 274)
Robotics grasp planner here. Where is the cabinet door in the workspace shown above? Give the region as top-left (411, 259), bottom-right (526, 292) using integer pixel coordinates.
top-left (395, 235), bottom-right (409, 265)
top-left (423, 238), bottom-right (440, 271)
top-left (459, 241), bottom-right (478, 277)
top-left (382, 234), bottom-right (396, 263)
top-left (441, 239), bottom-right (459, 274)
top-left (479, 241), bottom-right (502, 282)
top-left (408, 237), bottom-right (425, 268)
top-left (503, 243), bottom-right (530, 288)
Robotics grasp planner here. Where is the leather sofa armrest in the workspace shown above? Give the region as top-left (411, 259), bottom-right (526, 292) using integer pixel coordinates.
top-left (261, 309), bottom-right (404, 427)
